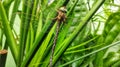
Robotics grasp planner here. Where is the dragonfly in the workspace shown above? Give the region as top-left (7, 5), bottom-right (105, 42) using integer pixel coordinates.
top-left (49, 6), bottom-right (67, 67)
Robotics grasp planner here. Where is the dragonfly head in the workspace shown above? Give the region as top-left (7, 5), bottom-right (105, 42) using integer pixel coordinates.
top-left (59, 6), bottom-right (67, 13)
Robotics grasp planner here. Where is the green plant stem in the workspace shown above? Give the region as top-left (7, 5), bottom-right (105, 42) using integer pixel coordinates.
top-left (0, 1), bottom-right (18, 63)
top-left (64, 43), bottom-right (103, 54)
top-left (66, 36), bottom-right (98, 51)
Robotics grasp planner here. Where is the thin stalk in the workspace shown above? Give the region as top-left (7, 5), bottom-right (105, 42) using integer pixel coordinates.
top-left (29, 23), bottom-right (34, 49)
top-left (25, 29), bottom-right (31, 53)
top-left (64, 43), bottom-right (104, 55)
top-left (66, 36), bottom-right (98, 51)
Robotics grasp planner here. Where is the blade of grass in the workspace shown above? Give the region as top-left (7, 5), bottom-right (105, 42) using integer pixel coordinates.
top-left (64, 43), bottom-right (104, 54)
top-left (25, 30), bottom-right (30, 54)
top-left (35, 8), bottom-right (42, 40)
top-left (66, 36), bottom-right (98, 51)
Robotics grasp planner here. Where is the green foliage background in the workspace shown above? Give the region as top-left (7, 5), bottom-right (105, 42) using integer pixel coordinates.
top-left (0, 0), bottom-right (120, 67)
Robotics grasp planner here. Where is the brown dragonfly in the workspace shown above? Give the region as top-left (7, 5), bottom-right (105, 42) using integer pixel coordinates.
top-left (49, 6), bottom-right (67, 67)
